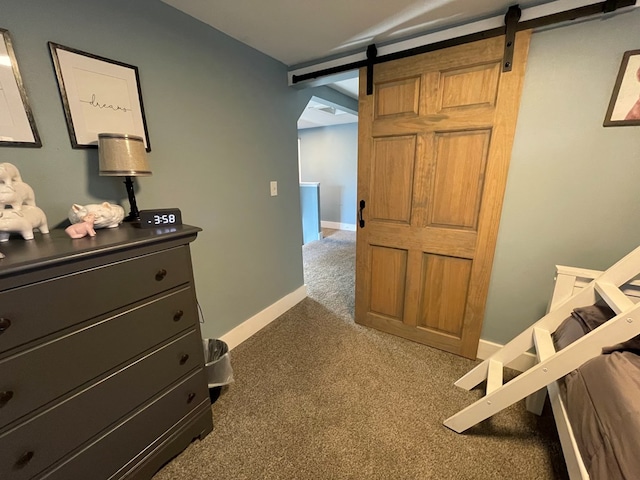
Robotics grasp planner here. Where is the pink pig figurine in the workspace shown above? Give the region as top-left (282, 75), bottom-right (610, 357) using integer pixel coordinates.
top-left (65, 213), bottom-right (97, 239)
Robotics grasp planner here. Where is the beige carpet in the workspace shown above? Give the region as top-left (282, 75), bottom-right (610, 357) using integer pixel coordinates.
top-left (153, 230), bottom-right (568, 480)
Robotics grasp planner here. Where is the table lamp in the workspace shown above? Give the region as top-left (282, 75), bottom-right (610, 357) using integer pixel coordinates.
top-left (98, 133), bottom-right (151, 222)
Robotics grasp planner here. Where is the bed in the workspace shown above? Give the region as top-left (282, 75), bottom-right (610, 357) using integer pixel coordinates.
top-left (546, 266), bottom-right (640, 479)
top-left (444, 247), bottom-right (640, 480)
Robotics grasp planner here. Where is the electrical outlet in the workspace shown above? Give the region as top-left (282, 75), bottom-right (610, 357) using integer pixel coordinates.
top-left (270, 181), bottom-right (278, 196)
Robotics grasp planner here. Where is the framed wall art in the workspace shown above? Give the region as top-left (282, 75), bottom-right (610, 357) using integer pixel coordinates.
top-left (49, 42), bottom-right (151, 150)
top-left (0, 28), bottom-right (41, 147)
top-left (604, 49), bottom-right (640, 127)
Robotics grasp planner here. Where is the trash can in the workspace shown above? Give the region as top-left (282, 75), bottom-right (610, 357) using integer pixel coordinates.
top-left (203, 338), bottom-right (234, 403)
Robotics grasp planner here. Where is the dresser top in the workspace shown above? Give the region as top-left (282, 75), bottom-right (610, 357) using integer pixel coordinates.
top-left (0, 223), bottom-right (201, 279)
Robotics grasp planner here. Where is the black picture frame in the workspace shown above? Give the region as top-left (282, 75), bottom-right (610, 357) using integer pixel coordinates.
top-left (0, 28), bottom-right (41, 147)
top-left (49, 42), bottom-right (151, 151)
top-left (604, 49), bottom-right (640, 127)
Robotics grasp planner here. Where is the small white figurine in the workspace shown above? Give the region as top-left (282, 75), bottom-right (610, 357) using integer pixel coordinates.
top-left (0, 182), bottom-right (36, 211)
top-left (0, 163), bottom-right (22, 188)
top-left (0, 163), bottom-right (49, 242)
top-left (68, 202), bottom-right (124, 229)
top-left (65, 213), bottom-right (96, 239)
top-left (0, 206), bottom-right (49, 242)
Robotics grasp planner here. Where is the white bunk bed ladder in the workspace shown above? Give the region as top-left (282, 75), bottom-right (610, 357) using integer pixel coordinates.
top-left (444, 245), bottom-right (640, 435)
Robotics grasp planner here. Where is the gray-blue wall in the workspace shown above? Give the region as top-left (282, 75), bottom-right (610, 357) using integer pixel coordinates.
top-left (3, 0), bottom-right (640, 351)
top-left (0, 0), bottom-right (318, 339)
top-left (299, 183), bottom-right (321, 244)
top-left (299, 123), bottom-right (358, 227)
top-left (483, 9), bottom-right (640, 344)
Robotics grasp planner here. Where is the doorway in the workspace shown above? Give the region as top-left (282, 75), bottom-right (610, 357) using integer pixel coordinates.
top-left (297, 87), bottom-right (359, 314)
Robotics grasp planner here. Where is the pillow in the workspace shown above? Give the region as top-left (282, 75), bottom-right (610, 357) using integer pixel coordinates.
top-left (552, 303), bottom-right (640, 354)
top-left (552, 304), bottom-right (615, 351)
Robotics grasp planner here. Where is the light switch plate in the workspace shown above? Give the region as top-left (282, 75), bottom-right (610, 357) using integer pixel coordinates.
top-left (270, 181), bottom-right (278, 196)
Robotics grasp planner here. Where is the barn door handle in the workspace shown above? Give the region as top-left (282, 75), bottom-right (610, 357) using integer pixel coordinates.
top-left (358, 200), bottom-right (366, 228)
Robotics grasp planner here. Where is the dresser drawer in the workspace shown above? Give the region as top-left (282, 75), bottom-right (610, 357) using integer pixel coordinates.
top-left (0, 331), bottom-right (204, 480)
top-left (41, 370), bottom-right (209, 480)
top-left (0, 287), bottom-right (199, 429)
top-left (0, 246), bottom-right (193, 355)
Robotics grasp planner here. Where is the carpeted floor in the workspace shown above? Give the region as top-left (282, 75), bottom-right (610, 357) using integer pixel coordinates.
top-left (153, 230), bottom-right (568, 480)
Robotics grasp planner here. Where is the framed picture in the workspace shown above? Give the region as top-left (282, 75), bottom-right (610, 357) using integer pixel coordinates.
top-left (0, 28), bottom-right (41, 147)
top-left (604, 49), bottom-right (640, 127)
top-left (49, 42), bottom-right (151, 150)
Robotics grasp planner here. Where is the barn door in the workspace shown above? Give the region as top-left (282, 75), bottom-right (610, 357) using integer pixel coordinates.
top-left (355, 31), bottom-right (531, 359)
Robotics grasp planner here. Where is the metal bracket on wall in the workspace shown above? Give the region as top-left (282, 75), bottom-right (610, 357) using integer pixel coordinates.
top-left (502, 5), bottom-right (521, 72)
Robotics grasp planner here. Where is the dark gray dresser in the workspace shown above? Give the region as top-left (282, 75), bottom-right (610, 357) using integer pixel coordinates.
top-left (0, 224), bottom-right (213, 479)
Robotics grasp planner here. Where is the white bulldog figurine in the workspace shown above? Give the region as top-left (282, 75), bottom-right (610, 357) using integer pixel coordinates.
top-left (0, 205), bottom-right (49, 241)
top-left (0, 182), bottom-right (36, 211)
top-left (0, 162), bottom-right (22, 189)
top-left (68, 202), bottom-right (125, 229)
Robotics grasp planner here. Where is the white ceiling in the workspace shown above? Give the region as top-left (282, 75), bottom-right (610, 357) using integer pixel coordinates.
top-left (161, 0), bottom-right (558, 67)
top-left (297, 96), bottom-right (359, 130)
top-left (159, 0), bottom-right (560, 128)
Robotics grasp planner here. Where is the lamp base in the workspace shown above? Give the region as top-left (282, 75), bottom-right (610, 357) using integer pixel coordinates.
top-left (124, 176), bottom-right (140, 222)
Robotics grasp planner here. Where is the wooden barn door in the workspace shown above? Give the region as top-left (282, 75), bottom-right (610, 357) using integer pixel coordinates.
top-left (355, 31), bottom-right (531, 359)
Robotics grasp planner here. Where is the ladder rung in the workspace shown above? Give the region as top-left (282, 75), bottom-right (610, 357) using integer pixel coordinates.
top-left (595, 281), bottom-right (634, 314)
top-left (446, 245), bottom-right (640, 433)
top-left (486, 359), bottom-right (503, 394)
top-left (533, 327), bottom-right (555, 361)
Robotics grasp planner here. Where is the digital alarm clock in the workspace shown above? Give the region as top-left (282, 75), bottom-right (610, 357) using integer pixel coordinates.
top-left (139, 208), bottom-right (182, 228)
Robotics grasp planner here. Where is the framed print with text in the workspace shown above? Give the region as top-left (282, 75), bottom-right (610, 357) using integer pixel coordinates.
top-left (49, 42), bottom-right (151, 150)
top-left (0, 28), bottom-right (41, 147)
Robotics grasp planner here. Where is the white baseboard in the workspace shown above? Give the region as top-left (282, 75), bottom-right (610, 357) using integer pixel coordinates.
top-left (321, 221), bottom-right (356, 231)
top-left (219, 285), bottom-right (308, 350)
top-left (476, 339), bottom-right (537, 372)
top-left (219, 292), bottom-right (535, 371)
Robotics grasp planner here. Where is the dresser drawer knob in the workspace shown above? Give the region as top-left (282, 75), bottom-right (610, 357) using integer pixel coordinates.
top-left (14, 451), bottom-right (34, 469)
top-left (0, 317), bottom-right (11, 334)
top-left (173, 310), bottom-right (184, 322)
top-left (155, 269), bottom-right (167, 281)
top-left (0, 390), bottom-right (14, 408)
top-left (179, 354), bottom-right (190, 365)
top-left (187, 392), bottom-right (196, 404)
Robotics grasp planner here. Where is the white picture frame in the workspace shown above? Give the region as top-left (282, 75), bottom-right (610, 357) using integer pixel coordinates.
top-left (0, 28), bottom-right (41, 147)
top-left (49, 42), bottom-right (151, 150)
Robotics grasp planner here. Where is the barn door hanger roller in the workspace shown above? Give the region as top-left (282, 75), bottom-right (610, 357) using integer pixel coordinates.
top-left (502, 5), bottom-right (521, 72)
top-left (291, 0), bottom-right (637, 95)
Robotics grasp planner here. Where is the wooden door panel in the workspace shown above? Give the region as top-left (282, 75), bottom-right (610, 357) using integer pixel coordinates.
top-left (375, 77), bottom-right (421, 118)
top-left (372, 37), bottom-right (505, 84)
top-left (439, 62), bottom-right (501, 111)
top-left (371, 110), bottom-right (495, 137)
top-left (429, 130), bottom-right (490, 230)
top-left (365, 226), bottom-right (476, 259)
top-left (418, 254), bottom-right (472, 336)
top-left (370, 136), bottom-right (416, 224)
top-left (356, 31), bottom-right (532, 358)
top-left (369, 246), bottom-right (408, 320)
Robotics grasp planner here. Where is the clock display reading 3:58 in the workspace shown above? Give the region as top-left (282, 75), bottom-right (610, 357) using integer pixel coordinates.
top-left (139, 209), bottom-right (183, 228)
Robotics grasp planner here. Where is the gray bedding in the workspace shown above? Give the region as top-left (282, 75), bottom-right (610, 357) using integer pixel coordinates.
top-left (553, 305), bottom-right (640, 479)
top-left (564, 352), bottom-right (640, 480)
